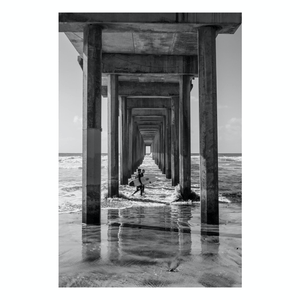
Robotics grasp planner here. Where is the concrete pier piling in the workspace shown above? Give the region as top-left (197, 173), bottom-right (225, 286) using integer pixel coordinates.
top-left (120, 97), bottom-right (128, 185)
top-left (179, 75), bottom-right (191, 199)
top-left (171, 96), bottom-right (179, 186)
top-left (82, 24), bottom-right (102, 225)
top-left (60, 13), bottom-right (241, 230)
top-left (198, 26), bottom-right (219, 229)
top-left (108, 74), bottom-right (119, 197)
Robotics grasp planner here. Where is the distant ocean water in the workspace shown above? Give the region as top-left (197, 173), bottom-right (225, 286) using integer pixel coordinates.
top-left (59, 153), bottom-right (242, 213)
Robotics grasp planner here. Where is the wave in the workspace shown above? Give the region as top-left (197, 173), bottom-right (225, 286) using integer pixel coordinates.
top-left (59, 154), bottom-right (241, 213)
top-left (59, 203), bottom-right (82, 213)
top-left (220, 192), bottom-right (242, 202)
top-left (59, 188), bottom-right (237, 213)
top-left (219, 156), bottom-right (242, 162)
top-left (61, 186), bottom-right (82, 192)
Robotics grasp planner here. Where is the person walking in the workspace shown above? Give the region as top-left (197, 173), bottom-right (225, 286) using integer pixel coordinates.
top-left (131, 169), bottom-right (144, 196)
top-left (141, 169), bottom-right (146, 195)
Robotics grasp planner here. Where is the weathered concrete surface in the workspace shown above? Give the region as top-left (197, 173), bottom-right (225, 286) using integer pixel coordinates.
top-left (60, 13), bottom-right (241, 34)
top-left (133, 112), bottom-right (165, 146)
top-left (132, 123), bottom-right (145, 172)
top-left (82, 25), bottom-right (102, 225)
top-left (132, 123), bottom-right (137, 173)
top-left (171, 97), bottom-right (179, 186)
top-left (198, 26), bottom-right (219, 227)
top-left (102, 82), bottom-right (179, 97)
top-left (165, 108), bottom-right (171, 179)
top-left (127, 108), bottom-right (133, 176)
top-left (161, 117), bottom-right (166, 174)
top-left (132, 108), bottom-right (171, 178)
top-left (132, 114), bottom-right (164, 168)
top-left (104, 74), bottom-right (181, 83)
top-left (107, 75), bottom-right (119, 197)
top-left (127, 98), bottom-right (171, 109)
top-left (132, 108), bottom-right (167, 116)
top-left (179, 76), bottom-right (191, 200)
top-left (101, 54), bottom-right (197, 75)
top-left (120, 97), bottom-right (128, 185)
top-left (77, 57), bottom-right (186, 80)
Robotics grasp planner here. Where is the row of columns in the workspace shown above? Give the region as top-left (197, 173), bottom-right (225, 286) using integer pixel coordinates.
top-left (82, 24), bottom-right (219, 233)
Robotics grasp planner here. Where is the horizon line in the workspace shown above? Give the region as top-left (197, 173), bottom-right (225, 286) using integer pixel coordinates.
top-left (59, 152), bottom-right (242, 155)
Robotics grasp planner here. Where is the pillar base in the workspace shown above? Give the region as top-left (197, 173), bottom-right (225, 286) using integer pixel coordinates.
top-left (82, 184), bottom-right (101, 225)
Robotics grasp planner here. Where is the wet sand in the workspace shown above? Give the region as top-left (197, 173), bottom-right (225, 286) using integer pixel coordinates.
top-left (59, 202), bottom-right (241, 287)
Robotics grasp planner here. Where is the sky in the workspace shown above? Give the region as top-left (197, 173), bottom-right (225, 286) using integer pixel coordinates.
top-left (59, 24), bottom-right (241, 154)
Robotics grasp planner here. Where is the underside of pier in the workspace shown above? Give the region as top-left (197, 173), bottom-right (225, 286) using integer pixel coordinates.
top-left (59, 13), bottom-right (241, 232)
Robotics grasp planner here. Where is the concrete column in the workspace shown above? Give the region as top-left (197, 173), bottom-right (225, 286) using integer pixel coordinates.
top-left (108, 74), bottom-right (119, 197)
top-left (171, 96), bottom-right (179, 186)
top-left (153, 136), bottom-right (157, 164)
top-left (154, 137), bottom-right (157, 163)
top-left (140, 132), bottom-right (143, 163)
top-left (132, 122), bottom-right (137, 172)
top-left (140, 134), bottom-right (144, 164)
top-left (162, 117), bottom-right (166, 174)
top-left (82, 24), bottom-right (102, 225)
top-left (157, 132), bottom-right (159, 166)
top-left (166, 108), bottom-right (171, 179)
top-left (136, 128), bottom-right (140, 167)
top-left (127, 108), bottom-right (133, 177)
top-left (120, 97), bottom-right (128, 185)
top-left (179, 75), bottom-right (191, 199)
top-left (157, 133), bottom-right (159, 166)
top-left (198, 26), bottom-right (219, 229)
top-left (154, 136), bottom-right (157, 164)
top-left (159, 126), bottom-right (163, 171)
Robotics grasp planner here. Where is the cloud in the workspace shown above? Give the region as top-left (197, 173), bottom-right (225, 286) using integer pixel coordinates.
top-left (73, 115), bottom-right (82, 129)
top-left (218, 118), bottom-right (241, 142)
top-left (218, 104), bottom-right (229, 109)
top-left (191, 95), bottom-right (198, 102)
top-left (225, 118), bottom-right (241, 136)
top-left (73, 115), bottom-right (82, 124)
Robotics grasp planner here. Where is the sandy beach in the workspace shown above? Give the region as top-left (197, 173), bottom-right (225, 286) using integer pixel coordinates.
top-left (59, 202), bottom-right (241, 287)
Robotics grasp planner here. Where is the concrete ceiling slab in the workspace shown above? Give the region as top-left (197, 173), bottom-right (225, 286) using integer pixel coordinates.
top-left (62, 13), bottom-right (241, 59)
top-left (59, 13), bottom-right (241, 34)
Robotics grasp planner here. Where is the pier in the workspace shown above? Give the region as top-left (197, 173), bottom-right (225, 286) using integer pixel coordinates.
top-left (59, 13), bottom-right (242, 230)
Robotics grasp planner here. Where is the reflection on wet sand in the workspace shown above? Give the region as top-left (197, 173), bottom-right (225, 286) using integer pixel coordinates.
top-left (107, 210), bottom-right (120, 263)
top-left (82, 224), bottom-right (101, 262)
top-left (81, 205), bottom-right (224, 265)
top-left (106, 206), bottom-right (193, 267)
top-left (68, 203), bottom-right (242, 287)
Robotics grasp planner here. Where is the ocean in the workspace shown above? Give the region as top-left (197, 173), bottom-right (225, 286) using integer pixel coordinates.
top-left (59, 153), bottom-right (242, 287)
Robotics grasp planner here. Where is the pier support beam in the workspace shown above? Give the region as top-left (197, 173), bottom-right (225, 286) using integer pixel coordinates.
top-left (120, 97), bottom-right (128, 185)
top-left (198, 26), bottom-right (219, 229)
top-left (132, 122), bottom-right (138, 172)
top-left (161, 117), bottom-right (166, 174)
top-left (165, 109), bottom-right (171, 179)
top-left (82, 25), bottom-right (102, 225)
top-left (171, 96), bottom-right (179, 186)
top-left (179, 75), bottom-right (191, 199)
top-left (127, 108), bottom-right (133, 178)
top-left (108, 74), bottom-right (119, 197)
